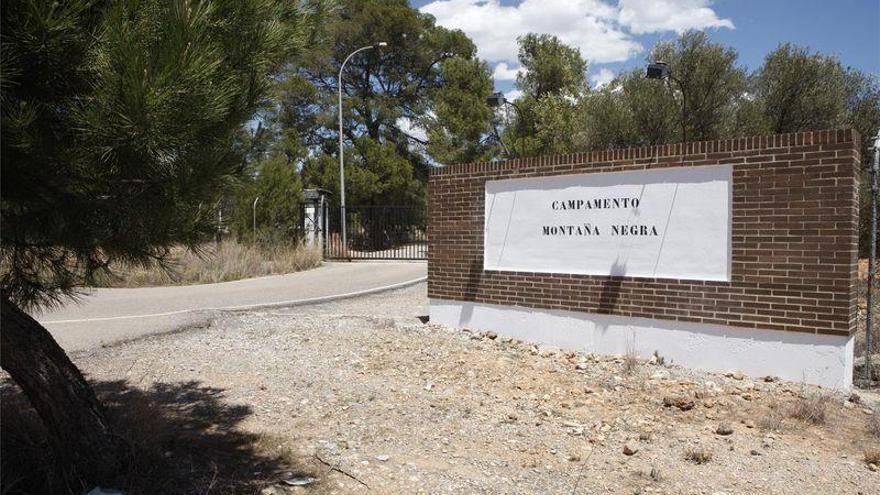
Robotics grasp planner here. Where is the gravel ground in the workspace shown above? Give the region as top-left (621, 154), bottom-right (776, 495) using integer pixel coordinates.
top-left (65, 283), bottom-right (880, 494)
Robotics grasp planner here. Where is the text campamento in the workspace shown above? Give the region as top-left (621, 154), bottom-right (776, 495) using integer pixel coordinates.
top-left (544, 197), bottom-right (659, 237)
top-left (550, 197), bottom-right (640, 210)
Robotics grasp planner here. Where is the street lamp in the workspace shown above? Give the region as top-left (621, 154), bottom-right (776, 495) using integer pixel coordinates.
top-left (252, 196), bottom-right (260, 242)
top-left (338, 42), bottom-right (388, 258)
top-left (646, 61), bottom-right (687, 143)
top-left (866, 129), bottom-right (880, 383)
top-left (486, 91), bottom-right (523, 158)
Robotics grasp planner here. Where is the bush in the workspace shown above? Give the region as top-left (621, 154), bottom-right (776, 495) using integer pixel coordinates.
top-left (231, 154), bottom-right (305, 243)
top-left (788, 390), bottom-right (833, 425)
top-left (684, 448), bottom-right (713, 464)
top-left (92, 242), bottom-right (321, 287)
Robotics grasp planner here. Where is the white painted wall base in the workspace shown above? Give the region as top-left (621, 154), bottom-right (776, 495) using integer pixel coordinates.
top-left (430, 299), bottom-right (854, 390)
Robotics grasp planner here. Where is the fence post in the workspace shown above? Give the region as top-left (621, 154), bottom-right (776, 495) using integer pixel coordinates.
top-left (866, 131), bottom-right (880, 382)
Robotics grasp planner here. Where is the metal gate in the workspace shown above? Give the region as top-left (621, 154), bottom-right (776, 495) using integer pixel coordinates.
top-left (324, 205), bottom-right (427, 260)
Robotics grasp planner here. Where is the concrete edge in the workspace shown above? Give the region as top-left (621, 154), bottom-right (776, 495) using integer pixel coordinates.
top-left (429, 297), bottom-right (854, 390)
top-left (221, 276), bottom-right (428, 313)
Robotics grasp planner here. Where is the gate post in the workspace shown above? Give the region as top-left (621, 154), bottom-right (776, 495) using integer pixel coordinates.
top-left (303, 189), bottom-right (332, 253)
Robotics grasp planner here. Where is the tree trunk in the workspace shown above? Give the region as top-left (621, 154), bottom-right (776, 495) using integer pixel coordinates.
top-left (0, 297), bottom-right (126, 484)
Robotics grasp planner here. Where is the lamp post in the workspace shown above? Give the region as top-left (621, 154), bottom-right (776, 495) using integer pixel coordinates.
top-left (486, 91), bottom-right (523, 158)
top-left (866, 130), bottom-right (880, 382)
top-left (646, 61), bottom-right (687, 143)
top-left (338, 42), bottom-right (388, 258)
top-left (252, 196), bottom-right (260, 242)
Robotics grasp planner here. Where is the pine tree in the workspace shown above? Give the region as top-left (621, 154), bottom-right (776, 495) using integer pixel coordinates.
top-left (276, 0), bottom-right (494, 184)
top-left (0, 0), bottom-right (328, 483)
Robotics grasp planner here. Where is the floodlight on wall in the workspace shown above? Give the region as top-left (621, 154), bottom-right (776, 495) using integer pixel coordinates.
top-left (645, 61), bottom-right (687, 142)
top-left (645, 61), bottom-right (670, 80)
top-left (486, 91), bottom-right (506, 107)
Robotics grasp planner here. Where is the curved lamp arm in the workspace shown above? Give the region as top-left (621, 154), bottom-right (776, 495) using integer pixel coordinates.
top-left (337, 42), bottom-right (388, 257)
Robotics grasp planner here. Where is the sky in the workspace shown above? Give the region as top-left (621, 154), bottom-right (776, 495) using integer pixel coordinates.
top-left (411, 0), bottom-right (880, 100)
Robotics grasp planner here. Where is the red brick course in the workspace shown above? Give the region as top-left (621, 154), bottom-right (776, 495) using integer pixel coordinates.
top-left (428, 129), bottom-right (861, 337)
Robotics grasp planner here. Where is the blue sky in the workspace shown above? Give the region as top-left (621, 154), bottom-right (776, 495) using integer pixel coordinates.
top-left (411, 0), bottom-right (879, 99)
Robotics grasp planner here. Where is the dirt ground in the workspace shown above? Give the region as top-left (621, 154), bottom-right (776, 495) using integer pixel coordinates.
top-left (4, 283), bottom-right (880, 494)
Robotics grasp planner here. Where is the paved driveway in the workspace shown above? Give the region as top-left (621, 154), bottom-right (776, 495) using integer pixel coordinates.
top-left (38, 261), bottom-right (426, 352)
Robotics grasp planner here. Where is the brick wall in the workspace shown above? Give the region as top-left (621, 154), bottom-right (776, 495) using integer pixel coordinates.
top-left (428, 129), bottom-right (861, 337)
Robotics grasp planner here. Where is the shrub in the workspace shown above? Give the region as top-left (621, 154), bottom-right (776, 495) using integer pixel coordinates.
top-left (685, 448), bottom-right (713, 464)
top-left (868, 409), bottom-right (880, 438)
top-left (231, 154), bottom-right (305, 243)
top-left (622, 342), bottom-right (639, 375)
top-left (93, 242), bottom-right (321, 287)
top-left (788, 390), bottom-right (833, 425)
top-left (758, 400), bottom-right (786, 431)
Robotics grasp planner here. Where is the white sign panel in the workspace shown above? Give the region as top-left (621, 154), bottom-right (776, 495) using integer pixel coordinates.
top-left (484, 165), bottom-right (732, 281)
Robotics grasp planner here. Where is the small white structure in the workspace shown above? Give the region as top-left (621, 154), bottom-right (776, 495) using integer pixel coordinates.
top-left (303, 189), bottom-right (331, 251)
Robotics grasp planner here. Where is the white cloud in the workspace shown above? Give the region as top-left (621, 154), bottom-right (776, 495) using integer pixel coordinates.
top-left (421, 0), bottom-right (641, 65)
top-left (504, 89), bottom-right (524, 102)
top-left (420, 0), bottom-right (734, 66)
top-left (590, 68), bottom-right (615, 89)
top-left (492, 62), bottom-right (523, 81)
top-left (396, 116), bottom-right (427, 143)
top-left (618, 0), bottom-right (734, 34)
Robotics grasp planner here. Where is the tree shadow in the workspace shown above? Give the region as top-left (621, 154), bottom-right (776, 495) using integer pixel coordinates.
top-left (1, 377), bottom-right (314, 494)
top-left (596, 258), bottom-right (627, 315)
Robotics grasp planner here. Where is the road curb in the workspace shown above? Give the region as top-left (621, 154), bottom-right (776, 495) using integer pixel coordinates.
top-left (221, 275), bottom-right (427, 312)
top-left (43, 276), bottom-right (427, 324)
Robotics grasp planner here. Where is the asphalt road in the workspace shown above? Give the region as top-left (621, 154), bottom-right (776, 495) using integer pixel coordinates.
top-left (37, 261), bottom-right (427, 352)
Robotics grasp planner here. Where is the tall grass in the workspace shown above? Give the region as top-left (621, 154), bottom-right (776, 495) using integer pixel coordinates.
top-left (93, 242), bottom-right (322, 288)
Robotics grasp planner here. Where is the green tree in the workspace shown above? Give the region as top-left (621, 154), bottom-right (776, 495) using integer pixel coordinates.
top-left (751, 43), bottom-right (880, 157)
top-left (582, 83), bottom-right (638, 150)
top-left (278, 0), bottom-right (494, 186)
top-left (232, 154), bottom-right (305, 242)
top-left (301, 137), bottom-right (424, 208)
top-left (752, 44), bottom-right (850, 134)
top-left (748, 44), bottom-right (880, 254)
top-left (529, 94), bottom-right (589, 154)
top-left (649, 30), bottom-right (747, 142)
top-left (846, 72), bottom-right (880, 160)
top-left (516, 33), bottom-right (588, 98)
top-left (502, 34), bottom-right (589, 156)
top-left (0, 0), bottom-right (326, 483)
top-left (423, 57), bottom-right (496, 165)
top-left (617, 68), bottom-right (679, 145)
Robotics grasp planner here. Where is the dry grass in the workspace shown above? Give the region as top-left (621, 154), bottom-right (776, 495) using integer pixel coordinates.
top-left (758, 400), bottom-right (786, 431)
top-left (865, 448), bottom-right (880, 466)
top-left (622, 342), bottom-right (639, 375)
top-left (684, 447), bottom-right (713, 464)
top-left (788, 390), bottom-right (834, 425)
top-left (94, 242), bottom-right (322, 288)
top-left (868, 409), bottom-right (880, 438)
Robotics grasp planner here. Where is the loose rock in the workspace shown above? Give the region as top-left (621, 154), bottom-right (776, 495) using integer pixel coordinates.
top-left (663, 396), bottom-right (695, 411)
top-left (715, 423), bottom-right (734, 436)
